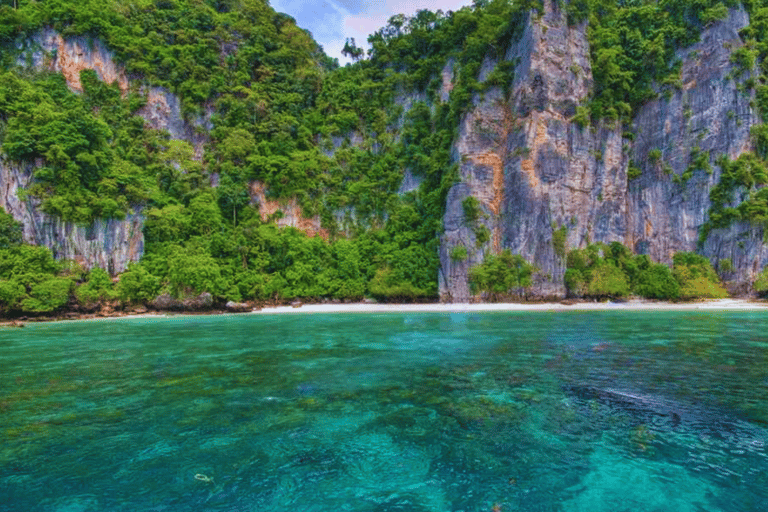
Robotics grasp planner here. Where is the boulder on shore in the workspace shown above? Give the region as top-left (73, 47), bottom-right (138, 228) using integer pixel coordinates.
top-left (225, 301), bottom-right (250, 312)
top-left (150, 292), bottom-right (214, 311)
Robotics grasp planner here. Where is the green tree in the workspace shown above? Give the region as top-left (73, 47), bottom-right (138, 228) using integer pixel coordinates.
top-left (754, 265), bottom-right (768, 296)
top-left (634, 263), bottom-right (680, 300)
top-left (586, 262), bottom-right (630, 299)
top-left (21, 277), bottom-right (72, 313)
top-left (672, 252), bottom-right (728, 299)
top-left (0, 207), bottom-right (22, 248)
top-left (469, 250), bottom-right (535, 301)
top-left (75, 267), bottom-right (118, 306)
top-left (166, 245), bottom-right (225, 298)
top-left (116, 262), bottom-right (161, 304)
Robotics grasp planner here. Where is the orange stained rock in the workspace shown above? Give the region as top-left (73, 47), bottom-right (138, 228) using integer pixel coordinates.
top-left (520, 158), bottom-right (540, 189)
top-left (54, 35), bottom-right (129, 93)
top-left (467, 152), bottom-right (504, 252)
top-left (250, 181), bottom-right (329, 240)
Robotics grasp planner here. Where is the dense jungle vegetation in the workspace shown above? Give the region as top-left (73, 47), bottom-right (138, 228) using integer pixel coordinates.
top-left (0, 0), bottom-right (539, 312)
top-left (0, 0), bottom-right (756, 314)
top-left (569, 0), bottom-right (737, 122)
top-left (564, 242), bottom-right (728, 301)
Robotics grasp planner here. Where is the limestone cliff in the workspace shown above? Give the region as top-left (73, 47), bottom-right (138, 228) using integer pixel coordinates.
top-left (628, 6), bottom-right (762, 292)
top-left (442, 0), bottom-right (622, 300)
top-left (440, 1), bottom-right (767, 300)
top-left (3, 4), bottom-right (768, 295)
top-left (4, 29), bottom-right (213, 272)
top-left (4, 29), bottom-right (323, 270)
top-left (0, 160), bottom-right (143, 273)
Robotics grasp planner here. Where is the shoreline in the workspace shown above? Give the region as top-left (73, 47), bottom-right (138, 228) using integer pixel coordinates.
top-left (2, 298), bottom-right (766, 326)
top-left (250, 298), bottom-right (768, 314)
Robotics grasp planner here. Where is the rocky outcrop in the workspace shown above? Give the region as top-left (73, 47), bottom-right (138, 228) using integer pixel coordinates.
top-left (18, 28), bottom-right (213, 152)
top-left (135, 86), bottom-right (211, 158)
top-left (150, 292), bottom-right (214, 311)
top-left (18, 28), bottom-right (130, 92)
top-left (702, 222), bottom-right (768, 295)
top-left (250, 182), bottom-right (329, 240)
top-left (627, 6), bottom-right (762, 288)
top-left (0, 160), bottom-right (143, 273)
top-left (442, 0), bottom-right (620, 300)
top-left (4, 29), bottom-right (210, 271)
top-left (440, 1), bottom-right (766, 300)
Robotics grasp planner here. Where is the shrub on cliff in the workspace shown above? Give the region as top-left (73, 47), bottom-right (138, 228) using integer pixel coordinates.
top-left (469, 250), bottom-right (535, 301)
top-left (672, 252), bottom-right (728, 299)
top-left (633, 263), bottom-right (680, 300)
top-left (754, 266), bottom-right (768, 296)
top-left (565, 243), bottom-right (723, 301)
top-left (75, 267), bottom-right (118, 307)
top-left (0, 207), bottom-right (22, 249)
top-left (116, 263), bottom-right (161, 304)
top-left (0, 245), bottom-right (77, 314)
top-left (20, 278), bottom-right (73, 313)
top-left (585, 262), bottom-right (630, 299)
top-left (368, 268), bottom-right (430, 302)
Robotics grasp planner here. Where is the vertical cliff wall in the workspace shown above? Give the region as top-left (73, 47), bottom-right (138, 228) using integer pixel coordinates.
top-left (3, 5), bottom-right (767, 293)
top-left (441, 0), bottom-right (625, 300)
top-left (627, 7), bottom-right (760, 288)
top-left (0, 160), bottom-right (144, 273)
top-left (440, 1), bottom-right (765, 300)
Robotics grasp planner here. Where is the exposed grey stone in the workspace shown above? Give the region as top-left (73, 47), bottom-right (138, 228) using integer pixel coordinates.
top-left (440, 1), bottom-right (763, 301)
top-left (150, 293), bottom-right (214, 311)
top-left (225, 301), bottom-right (251, 312)
top-left (0, 159), bottom-right (144, 274)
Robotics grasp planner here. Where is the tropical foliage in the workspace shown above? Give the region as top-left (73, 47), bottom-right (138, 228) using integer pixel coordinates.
top-left (0, 0), bottom-right (758, 312)
top-left (564, 242), bottom-right (726, 300)
top-left (468, 250), bottom-right (536, 300)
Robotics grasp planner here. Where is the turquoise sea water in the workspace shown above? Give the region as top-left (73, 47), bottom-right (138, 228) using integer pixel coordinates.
top-left (1, 311), bottom-right (767, 511)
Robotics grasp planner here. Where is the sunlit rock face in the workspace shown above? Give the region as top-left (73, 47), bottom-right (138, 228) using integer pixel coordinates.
top-left (440, 1), bottom-right (764, 300)
top-left (2, 4), bottom-right (766, 290)
top-left (5, 30), bottom-right (209, 272)
top-left (0, 160), bottom-right (144, 273)
top-left (628, 6), bottom-right (762, 291)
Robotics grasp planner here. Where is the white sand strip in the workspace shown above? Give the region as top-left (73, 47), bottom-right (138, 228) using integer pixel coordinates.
top-left (252, 299), bottom-right (767, 314)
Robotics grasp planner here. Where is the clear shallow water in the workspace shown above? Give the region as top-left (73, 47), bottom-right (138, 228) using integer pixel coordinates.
top-left (1, 311), bottom-right (767, 512)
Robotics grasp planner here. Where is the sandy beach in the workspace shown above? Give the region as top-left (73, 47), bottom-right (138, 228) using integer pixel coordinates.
top-left (3, 298), bottom-right (765, 326)
top-left (252, 298), bottom-right (768, 314)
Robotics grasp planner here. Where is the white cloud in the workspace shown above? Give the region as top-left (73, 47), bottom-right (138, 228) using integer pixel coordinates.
top-left (272, 0), bottom-right (474, 64)
top-left (344, 0), bottom-right (473, 61)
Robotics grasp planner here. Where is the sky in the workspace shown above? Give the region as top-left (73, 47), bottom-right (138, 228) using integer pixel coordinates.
top-left (270, 0), bottom-right (474, 65)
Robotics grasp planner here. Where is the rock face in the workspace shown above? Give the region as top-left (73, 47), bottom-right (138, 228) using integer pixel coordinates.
top-left (4, 29), bottom-right (321, 269)
top-left (3, 5), bottom-right (768, 294)
top-left (150, 292), bottom-right (214, 311)
top-left (627, 6), bottom-right (761, 287)
top-left (135, 86), bottom-right (211, 158)
top-left (250, 182), bottom-right (329, 240)
top-left (440, 1), bottom-right (766, 300)
top-left (442, 0), bottom-right (620, 300)
top-left (18, 28), bottom-right (130, 92)
top-left (4, 29), bottom-right (209, 272)
top-left (0, 160), bottom-right (143, 273)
